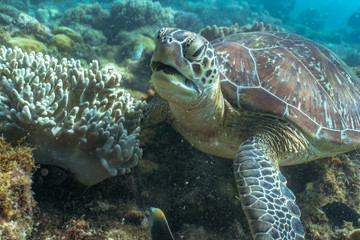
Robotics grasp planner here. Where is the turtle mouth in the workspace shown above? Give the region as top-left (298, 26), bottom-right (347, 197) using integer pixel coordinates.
top-left (151, 61), bottom-right (200, 93)
top-left (151, 61), bottom-right (182, 75)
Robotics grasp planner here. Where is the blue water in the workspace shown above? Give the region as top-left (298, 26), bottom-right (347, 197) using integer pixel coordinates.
top-left (20, 0), bottom-right (360, 32)
top-left (291, 0), bottom-right (360, 29)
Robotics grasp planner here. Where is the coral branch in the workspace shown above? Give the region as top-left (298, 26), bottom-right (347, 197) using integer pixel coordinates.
top-left (0, 46), bottom-right (146, 185)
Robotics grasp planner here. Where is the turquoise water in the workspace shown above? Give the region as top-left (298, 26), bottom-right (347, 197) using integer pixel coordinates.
top-left (292, 0), bottom-right (360, 29)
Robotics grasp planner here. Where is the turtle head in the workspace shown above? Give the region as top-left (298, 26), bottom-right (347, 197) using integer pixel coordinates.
top-left (151, 28), bottom-right (219, 105)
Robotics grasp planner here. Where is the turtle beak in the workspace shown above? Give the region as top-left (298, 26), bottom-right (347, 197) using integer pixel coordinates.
top-left (150, 59), bottom-right (200, 93)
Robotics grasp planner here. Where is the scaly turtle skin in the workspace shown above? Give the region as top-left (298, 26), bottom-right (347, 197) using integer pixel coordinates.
top-left (147, 28), bottom-right (360, 239)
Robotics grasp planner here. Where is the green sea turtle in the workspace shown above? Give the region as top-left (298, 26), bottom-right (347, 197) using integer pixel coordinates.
top-left (146, 28), bottom-right (360, 239)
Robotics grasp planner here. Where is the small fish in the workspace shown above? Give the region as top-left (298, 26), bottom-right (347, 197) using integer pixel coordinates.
top-left (131, 43), bottom-right (143, 60)
top-left (149, 207), bottom-right (175, 240)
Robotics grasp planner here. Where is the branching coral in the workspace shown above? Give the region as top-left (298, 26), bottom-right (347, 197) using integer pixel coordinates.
top-left (0, 46), bottom-right (146, 186)
top-left (0, 136), bottom-right (36, 240)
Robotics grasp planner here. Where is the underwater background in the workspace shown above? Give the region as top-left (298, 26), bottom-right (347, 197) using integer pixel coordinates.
top-left (0, 0), bottom-right (360, 239)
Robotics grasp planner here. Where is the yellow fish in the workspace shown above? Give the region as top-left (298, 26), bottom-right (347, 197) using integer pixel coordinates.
top-left (149, 207), bottom-right (175, 240)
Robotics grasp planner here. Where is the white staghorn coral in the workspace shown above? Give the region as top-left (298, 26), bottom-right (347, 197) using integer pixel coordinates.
top-left (0, 46), bottom-right (146, 185)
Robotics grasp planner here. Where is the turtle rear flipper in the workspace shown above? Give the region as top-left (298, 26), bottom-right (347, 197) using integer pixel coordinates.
top-left (234, 139), bottom-right (305, 240)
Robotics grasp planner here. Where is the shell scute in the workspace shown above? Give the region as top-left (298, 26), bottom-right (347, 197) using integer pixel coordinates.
top-left (316, 128), bottom-right (342, 145)
top-left (238, 87), bottom-right (286, 116)
top-left (215, 31), bottom-right (360, 145)
top-left (216, 42), bottom-right (259, 87)
top-left (221, 81), bottom-right (238, 107)
top-left (286, 105), bottom-right (320, 139)
top-left (342, 129), bottom-right (360, 146)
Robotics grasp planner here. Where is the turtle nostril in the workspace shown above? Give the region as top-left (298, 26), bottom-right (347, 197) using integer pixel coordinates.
top-left (161, 36), bottom-right (173, 44)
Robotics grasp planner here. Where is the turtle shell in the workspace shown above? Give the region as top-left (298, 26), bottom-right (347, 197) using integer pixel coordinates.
top-left (213, 32), bottom-right (360, 146)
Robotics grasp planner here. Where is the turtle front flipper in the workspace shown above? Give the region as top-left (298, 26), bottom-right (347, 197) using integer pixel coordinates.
top-left (234, 139), bottom-right (305, 240)
top-left (141, 93), bottom-right (172, 127)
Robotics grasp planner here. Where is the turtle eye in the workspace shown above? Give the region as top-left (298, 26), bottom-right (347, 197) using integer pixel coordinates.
top-left (184, 36), bottom-right (207, 62)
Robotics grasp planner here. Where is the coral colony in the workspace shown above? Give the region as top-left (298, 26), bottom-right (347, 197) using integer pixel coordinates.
top-left (0, 46), bottom-right (146, 185)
